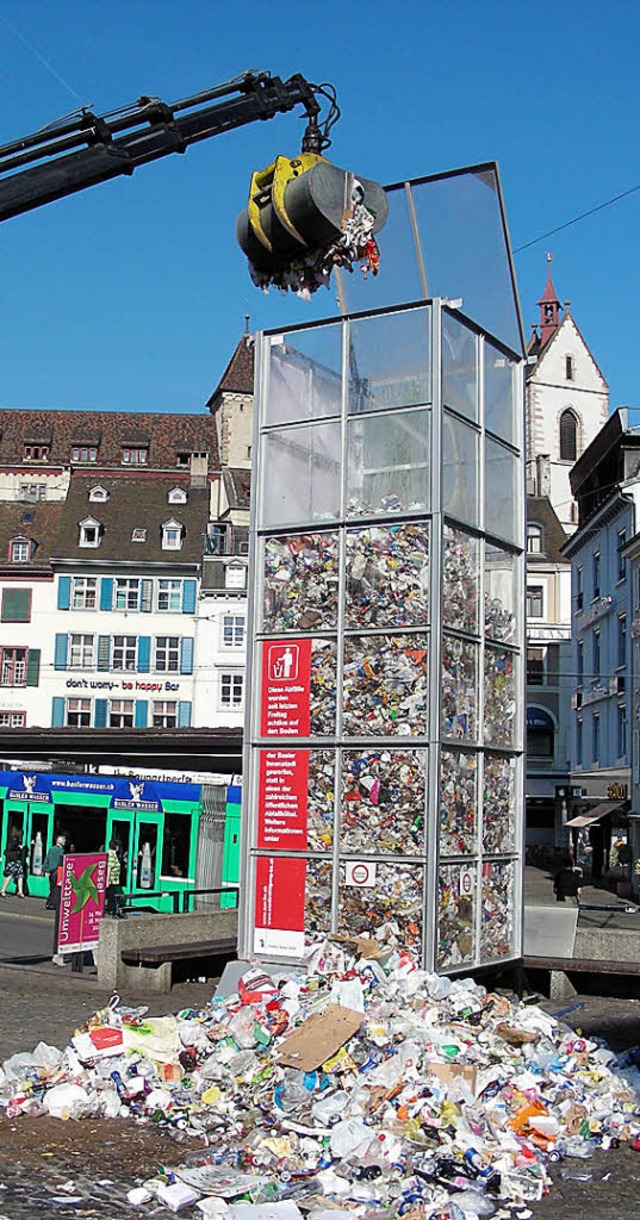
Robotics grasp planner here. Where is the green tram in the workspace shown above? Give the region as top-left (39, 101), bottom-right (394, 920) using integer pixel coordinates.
top-left (0, 768), bottom-right (241, 911)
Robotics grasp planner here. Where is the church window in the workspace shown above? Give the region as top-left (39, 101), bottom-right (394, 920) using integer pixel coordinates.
top-left (560, 409), bottom-right (578, 462)
top-left (565, 355), bottom-right (574, 380)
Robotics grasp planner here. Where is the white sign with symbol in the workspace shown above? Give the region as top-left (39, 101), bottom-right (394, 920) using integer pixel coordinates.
top-left (459, 866), bottom-right (474, 898)
top-left (345, 861), bottom-right (377, 888)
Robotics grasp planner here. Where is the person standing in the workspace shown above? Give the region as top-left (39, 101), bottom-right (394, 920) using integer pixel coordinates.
top-left (43, 834), bottom-right (65, 909)
top-left (105, 839), bottom-right (125, 919)
top-left (51, 861), bottom-right (65, 966)
top-left (0, 832), bottom-right (26, 898)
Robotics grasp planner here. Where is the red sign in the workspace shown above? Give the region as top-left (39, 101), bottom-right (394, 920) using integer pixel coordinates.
top-left (260, 639), bottom-right (312, 737)
top-left (57, 852), bottom-right (108, 955)
top-left (257, 750), bottom-right (309, 850)
top-left (254, 856), bottom-right (306, 957)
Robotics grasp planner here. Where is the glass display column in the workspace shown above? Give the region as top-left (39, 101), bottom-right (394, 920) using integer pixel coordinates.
top-left (239, 296), bottom-right (524, 973)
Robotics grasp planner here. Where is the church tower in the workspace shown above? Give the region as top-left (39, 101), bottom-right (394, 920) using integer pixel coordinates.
top-left (526, 256), bottom-right (609, 532)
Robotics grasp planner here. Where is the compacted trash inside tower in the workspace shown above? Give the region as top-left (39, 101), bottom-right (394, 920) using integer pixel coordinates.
top-left (239, 165), bottom-right (526, 974)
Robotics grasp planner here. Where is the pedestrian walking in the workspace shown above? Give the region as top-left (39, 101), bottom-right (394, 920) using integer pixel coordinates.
top-left (0, 832), bottom-right (26, 898)
top-left (105, 839), bottom-right (125, 919)
top-left (553, 857), bottom-right (583, 905)
top-left (43, 834), bottom-right (66, 909)
top-left (51, 861), bottom-right (65, 966)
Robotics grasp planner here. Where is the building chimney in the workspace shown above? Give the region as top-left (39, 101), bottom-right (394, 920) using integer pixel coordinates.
top-left (190, 451), bottom-right (209, 488)
top-left (536, 453), bottom-right (551, 498)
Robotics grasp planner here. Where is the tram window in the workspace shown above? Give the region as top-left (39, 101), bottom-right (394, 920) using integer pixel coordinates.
top-left (161, 814), bottom-right (191, 878)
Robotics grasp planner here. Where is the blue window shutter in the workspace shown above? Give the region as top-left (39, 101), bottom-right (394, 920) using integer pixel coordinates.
top-left (94, 699), bottom-right (107, 728)
top-left (100, 577), bottom-right (113, 611)
top-left (54, 634), bottom-right (68, 670)
top-left (57, 577), bottom-right (71, 610)
top-left (180, 637), bottom-right (194, 674)
top-left (137, 636), bottom-right (151, 673)
top-left (182, 579), bottom-right (196, 614)
top-left (135, 700), bottom-right (148, 728)
top-left (97, 636), bottom-right (110, 671)
top-left (51, 697), bottom-right (65, 728)
top-left (178, 700), bottom-right (192, 728)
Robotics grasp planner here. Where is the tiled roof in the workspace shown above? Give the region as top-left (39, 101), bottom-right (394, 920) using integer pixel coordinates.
top-left (0, 500), bottom-right (64, 572)
top-left (51, 474), bottom-right (210, 564)
top-left (223, 467), bottom-right (251, 510)
top-left (527, 496), bottom-right (569, 565)
top-left (206, 334), bottom-right (255, 408)
top-left (0, 409), bottom-right (220, 470)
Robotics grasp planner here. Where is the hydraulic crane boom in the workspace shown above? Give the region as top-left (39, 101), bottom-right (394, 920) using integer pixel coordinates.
top-left (0, 68), bottom-right (386, 294)
top-left (0, 71), bottom-right (331, 223)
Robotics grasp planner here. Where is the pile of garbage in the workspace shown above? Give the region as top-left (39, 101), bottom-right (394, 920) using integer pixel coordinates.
top-left (1, 938), bottom-right (639, 1218)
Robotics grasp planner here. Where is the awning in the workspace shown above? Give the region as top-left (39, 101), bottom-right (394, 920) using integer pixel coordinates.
top-left (565, 800), bottom-right (625, 828)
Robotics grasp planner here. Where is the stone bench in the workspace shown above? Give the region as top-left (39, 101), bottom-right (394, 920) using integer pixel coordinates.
top-left (97, 909), bottom-right (238, 993)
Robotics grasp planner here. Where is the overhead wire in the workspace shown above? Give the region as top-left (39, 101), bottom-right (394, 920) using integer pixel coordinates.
top-left (514, 183), bottom-right (640, 254)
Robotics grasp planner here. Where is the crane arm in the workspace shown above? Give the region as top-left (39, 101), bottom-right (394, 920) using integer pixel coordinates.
top-left (0, 71), bottom-right (332, 222)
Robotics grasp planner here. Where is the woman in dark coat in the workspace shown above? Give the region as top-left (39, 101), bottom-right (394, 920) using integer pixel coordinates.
top-left (0, 833), bottom-right (26, 898)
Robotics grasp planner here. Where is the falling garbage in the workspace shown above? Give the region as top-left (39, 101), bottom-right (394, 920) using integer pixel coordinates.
top-left (1, 938), bottom-right (639, 1217)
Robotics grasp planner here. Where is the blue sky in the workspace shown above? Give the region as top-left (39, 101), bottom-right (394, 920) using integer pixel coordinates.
top-left (0, 0), bottom-right (638, 414)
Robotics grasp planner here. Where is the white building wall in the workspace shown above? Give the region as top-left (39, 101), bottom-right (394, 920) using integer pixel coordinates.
top-left (527, 316), bottom-right (609, 531)
top-left (45, 568), bottom-right (199, 730)
top-left (0, 576), bottom-right (56, 727)
top-left (216, 392), bottom-right (253, 470)
top-left (195, 592), bottom-right (247, 730)
top-left (0, 470), bottom-right (70, 503)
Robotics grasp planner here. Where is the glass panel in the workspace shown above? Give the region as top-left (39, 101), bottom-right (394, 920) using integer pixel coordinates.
top-left (482, 754), bottom-right (517, 854)
top-left (442, 313), bottom-right (478, 422)
top-left (442, 414), bottom-right (479, 527)
top-left (440, 749), bottom-right (477, 856)
top-left (334, 186), bottom-right (423, 316)
top-left (308, 751), bottom-right (336, 851)
top-left (485, 341), bottom-right (516, 444)
top-left (442, 525), bottom-right (479, 635)
top-left (348, 308), bottom-right (430, 413)
top-left (481, 860), bottom-right (514, 959)
top-left (338, 861), bottom-right (424, 955)
top-left (484, 646), bottom-right (517, 747)
top-left (261, 421), bottom-right (341, 529)
top-left (346, 409), bottom-right (430, 518)
top-left (136, 822), bottom-right (159, 890)
top-left (343, 635), bottom-right (428, 736)
top-left (29, 811), bottom-right (51, 878)
top-left (484, 543), bottom-right (517, 644)
top-left (341, 748), bottom-right (427, 854)
top-left (345, 522), bottom-right (429, 629)
top-left (311, 640), bottom-right (338, 737)
top-left (438, 861), bottom-right (475, 968)
top-left (266, 326), bottom-right (342, 426)
top-left (161, 813), bottom-right (191, 879)
top-left (110, 817), bottom-right (133, 887)
top-left (485, 438), bottom-right (520, 544)
top-left (442, 635), bottom-right (478, 741)
top-left (305, 858), bottom-right (333, 936)
top-left (410, 169), bottom-right (523, 354)
top-left (263, 532), bottom-right (340, 632)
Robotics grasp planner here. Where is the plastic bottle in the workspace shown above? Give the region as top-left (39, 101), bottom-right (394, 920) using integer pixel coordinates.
top-left (140, 842), bottom-right (152, 889)
top-left (31, 832), bottom-right (43, 876)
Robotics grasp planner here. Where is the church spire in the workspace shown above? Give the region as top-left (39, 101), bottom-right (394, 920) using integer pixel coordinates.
top-left (537, 252), bottom-right (562, 348)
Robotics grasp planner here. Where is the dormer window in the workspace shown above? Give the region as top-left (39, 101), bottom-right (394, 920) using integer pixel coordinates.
top-left (88, 486), bottom-right (109, 503)
top-left (162, 519), bottom-right (183, 551)
top-left (9, 537), bottom-right (31, 562)
top-left (176, 452), bottom-right (190, 468)
top-left (527, 524), bottom-right (543, 554)
top-left (72, 445), bottom-right (98, 463)
top-left (79, 517), bottom-right (102, 548)
top-left (131, 528), bottom-right (147, 543)
top-left (168, 487), bottom-right (187, 505)
top-left (23, 444), bottom-right (49, 461)
top-left (122, 446), bottom-right (148, 465)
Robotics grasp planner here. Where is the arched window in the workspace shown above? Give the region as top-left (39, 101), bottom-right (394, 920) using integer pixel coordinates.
top-left (560, 409), bottom-right (578, 462)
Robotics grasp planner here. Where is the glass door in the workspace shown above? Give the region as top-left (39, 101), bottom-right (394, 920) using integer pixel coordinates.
top-left (132, 812), bottom-right (162, 893)
top-left (26, 804), bottom-right (54, 897)
top-left (105, 810), bottom-right (135, 893)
